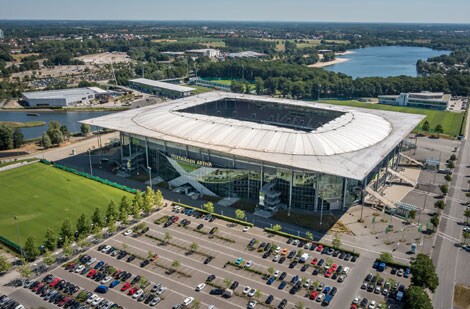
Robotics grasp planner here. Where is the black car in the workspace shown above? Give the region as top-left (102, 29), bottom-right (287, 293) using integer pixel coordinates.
top-left (126, 255), bottom-right (136, 263)
top-left (289, 287), bottom-right (297, 295)
top-left (278, 299), bottom-right (287, 309)
top-left (351, 255), bottom-right (357, 262)
top-left (287, 251), bottom-right (296, 259)
top-left (264, 243), bottom-right (272, 252)
top-left (360, 298), bottom-right (368, 308)
top-left (391, 267), bottom-right (397, 275)
top-left (329, 287), bottom-right (337, 296)
top-left (344, 254), bottom-right (351, 261)
top-left (287, 238), bottom-right (293, 244)
top-left (298, 240), bottom-right (306, 248)
top-left (209, 289), bottom-right (224, 295)
top-left (117, 251), bottom-right (127, 259)
top-left (289, 261), bottom-right (297, 269)
top-left (279, 272), bottom-right (287, 280)
top-left (209, 216), bottom-right (216, 222)
top-left (230, 281), bottom-right (239, 290)
top-left (312, 268), bottom-right (319, 276)
top-left (140, 260), bottom-right (150, 268)
top-left (206, 274), bottom-right (216, 282)
top-left (144, 294), bottom-right (154, 304)
top-left (262, 251), bottom-right (270, 259)
top-left (258, 242), bottom-right (267, 249)
top-left (266, 295), bottom-right (274, 304)
top-left (164, 220), bottom-right (173, 227)
top-left (248, 238), bottom-right (257, 247)
top-left (197, 223), bottom-right (204, 230)
top-left (365, 274), bottom-right (372, 282)
top-left (332, 250), bottom-right (340, 257)
top-left (300, 264), bottom-right (308, 272)
top-left (132, 275), bottom-right (141, 285)
top-left (278, 256), bottom-right (286, 264)
top-left (204, 257), bottom-right (213, 264)
top-left (209, 227), bottom-right (218, 235)
top-left (338, 252), bottom-right (346, 259)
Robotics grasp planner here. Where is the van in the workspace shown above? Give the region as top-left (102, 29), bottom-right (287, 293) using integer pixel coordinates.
top-left (299, 253), bottom-right (310, 263)
top-left (223, 289), bottom-right (234, 298)
top-left (95, 285), bottom-right (109, 294)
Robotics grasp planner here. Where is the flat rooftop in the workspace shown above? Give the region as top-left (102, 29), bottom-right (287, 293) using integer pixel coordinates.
top-left (22, 88), bottom-right (95, 100)
top-left (81, 92), bottom-right (424, 180)
top-left (129, 78), bottom-right (195, 93)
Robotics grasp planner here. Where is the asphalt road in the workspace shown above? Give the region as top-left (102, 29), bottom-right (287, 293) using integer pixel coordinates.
top-left (432, 117), bottom-right (470, 309)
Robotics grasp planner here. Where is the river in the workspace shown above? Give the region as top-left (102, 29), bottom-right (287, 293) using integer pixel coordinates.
top-left (0, 110), bottom-right (113, 139)
top-left (325, 46), bottom-right (451, 78)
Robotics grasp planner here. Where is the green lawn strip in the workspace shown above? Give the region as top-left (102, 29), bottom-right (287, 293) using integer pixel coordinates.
top-left (0, 121), bottom-right (45, 128)
top-left (318, 100), bottom-right (464, 137)
top-left (0, 163), bottom-right (131, 245)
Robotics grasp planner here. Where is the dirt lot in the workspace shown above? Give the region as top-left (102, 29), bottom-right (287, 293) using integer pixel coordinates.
top-left (76, 52), bottom-right (133, 65)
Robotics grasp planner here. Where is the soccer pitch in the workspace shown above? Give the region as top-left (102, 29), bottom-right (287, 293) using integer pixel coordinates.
top-left (0, 163), bottom-right (132, 246)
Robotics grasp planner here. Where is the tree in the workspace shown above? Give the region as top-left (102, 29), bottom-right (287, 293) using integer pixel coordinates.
top-left (332, 233), bottom-right (342, 249)
top-left (106, 200), bottom-right (118, 224)
top-left (379, 252), bottom-right (394, 264)
top-left (24, 236), bottom-right (39, 260)
top-left (43, 250), bottom-right (56, 268)
top-left (404, 285), bottom-right (433, 309)
top-left (430, 215), bottom-right (440, 232)
top-left (59, 125), bottom-right (70, 141)
top-left (17, 261), bottom-right (32, 281)
top-left (439, 185), bottom-right (448, 196)
top-left (12, 128), bottom-right (24, 148)
top-left (203, 202), bottom-right (214, 213)
top-left (60, 219), bottom-right (74, 241)
top-left (294, 302), bottom-right (306, 309)
top-left (119, 195), bottom-right (132, 213)
top-left (447, 161), bottom-right (455, 169)
top-left (107, 219), bottom-right (116, 233)
top-left (434, 124), bottom-right (444, 137)
top-left (77, 238), bottom-right (89, 249)
top-left (49, 129), bottom-right (64, 145)
top-left (422, 120), bottom-right (430, 132)
top-left (193, 299), bottom-right (201, 309)
top-left (62, 242), bottom-right (73, 258)
top-left (76, 214), bottom-right (90, 239)
top-left (0, 125), bottom-right (13, 150)
top-left (463, 232), bottom-right (470, 245)
top-left (44, 228), bottom-right (57, 251)
top-left (119, 209), bottom-right (129, 224)
top-left (464, 209), bottom-right (470, 224)
top-left (0, 255), bottom-right (12, 273)
top-left (189, 242), bottom-right (199, 253)
top-left (272, 224), bottom-right (282, 233)
top-left (230, 80), bottom-right (245, 93)
top-left (450, 154), bottom-right (457, 161)
top-left (255, 77), bottom-right (264, 95)
top-left (235, 209), bottom-right (245, 221)
top-left (91, 208), bottom-right (104, 229)
top-left (410, 254), bottom-right (439, 292)
top-left (132, 191), bottom-right (143, 218)
top-left (143, 186), bottom-right (155, 213)
top-left (254, 289), bottom-right (262, 301)
top-left (41, 132), bottom-right (51, 149)
top-left (267, 266), bottom-right (275, 276)
top-left (171, 259), bottom-right (180, 270)
top-left (154, 190), bottom-right (164, 208)
top-left (435, 200), bottom-right (446, 214)
top-left (409, 209), bottom-right (417, 220)
top-left (224, 278), bottom-right (232, 288)
top-left (80, 123), bottom-right (91, 135)
top-left (305, 231), bottom-right (314, 241)
top-left (164, 231), bottom-right (172, 245)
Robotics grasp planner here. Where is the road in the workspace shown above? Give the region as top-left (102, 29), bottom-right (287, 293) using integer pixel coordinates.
top-left (432, 115), bottom-right (469, 309)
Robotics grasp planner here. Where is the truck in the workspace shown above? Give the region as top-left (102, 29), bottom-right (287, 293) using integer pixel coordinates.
top-left (299, 253), bottom-right (310, 263)
top-left (223, 289), bottom-right (233, 298)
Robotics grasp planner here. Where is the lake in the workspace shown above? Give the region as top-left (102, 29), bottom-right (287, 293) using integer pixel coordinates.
top-left (325, 46), bottom-right (450, 78)
top-left (0, 110), bottom-right (113, 139)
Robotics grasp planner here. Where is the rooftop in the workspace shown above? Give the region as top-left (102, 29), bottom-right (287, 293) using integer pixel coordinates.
top-left (22, 88), bottom-right (95, 100)
top-left (129, 78), bottom-right (195, 93)
top-left (81, 92), bottom-right (424, 180)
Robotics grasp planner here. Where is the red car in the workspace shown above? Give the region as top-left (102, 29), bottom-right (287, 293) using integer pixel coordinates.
top-left (325, 269), bottom-right (333, 278)
top-left (172, 216), bottom-right (179, 223)
top-left (58, 297), bottom-right (70, 307)
top-left (32, 282), bottom-right (44, 292)
top-left (331, 263), bottom-right (337, 271)
top-left (311, 258), bottom-right (318, 265)
top-left (128, 287), bottom-right (138, 295)
top-left (87, 269), bottom-right (97, 278)
top-left (121, 282), bottom-right (131, 291)
top-left (310, 291), bottom-right (318, 300)
top-left (49, 277), bottom-right (61, 287)
top-left (316, 244), bottom-right (323, 252)
top-left (65, 262), bottom-right (76, 270)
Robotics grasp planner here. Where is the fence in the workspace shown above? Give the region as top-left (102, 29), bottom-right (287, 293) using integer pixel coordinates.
top-left (40, 159), bottom-right (137, 194)
top-left (0, 235), bottom-right (21, 254)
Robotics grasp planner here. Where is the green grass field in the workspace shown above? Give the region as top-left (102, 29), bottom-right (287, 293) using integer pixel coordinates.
top-left (319, 100), bottom-right (465, 137)
top-left (0, 163), bottom-right (132, 245)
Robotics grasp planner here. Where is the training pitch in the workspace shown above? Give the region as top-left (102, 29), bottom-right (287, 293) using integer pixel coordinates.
top-left (0, 163), bottom-right (132, 246)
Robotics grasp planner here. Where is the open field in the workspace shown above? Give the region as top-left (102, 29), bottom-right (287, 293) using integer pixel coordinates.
top-left (11, 53), bottom-right (41, 61)
top-left (0, 121), bottom-right (45, 128)
top-left (75, 52), bottom-right (132, 64)
top-left (0, 163), bottom-right (131, 245)
top-left (155, 37), bottom-right (226, 48)
top-left (319, 99), bottom-right (465, 137)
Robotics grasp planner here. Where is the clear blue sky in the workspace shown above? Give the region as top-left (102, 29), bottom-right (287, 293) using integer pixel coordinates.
top-left (1, 0), bottom-right (469, 23)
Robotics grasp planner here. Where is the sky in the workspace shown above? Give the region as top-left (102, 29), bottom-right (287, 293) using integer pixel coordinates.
top-left (0, 0), bottom-right (469, 23)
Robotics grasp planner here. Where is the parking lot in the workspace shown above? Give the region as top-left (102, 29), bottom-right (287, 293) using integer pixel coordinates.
top-left (5, 205), bottom-right (411, 309)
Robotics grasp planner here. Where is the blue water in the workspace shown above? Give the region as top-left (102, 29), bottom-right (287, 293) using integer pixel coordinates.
top-left (325, 46), bottom-right (450, 78)
top-left (0, 111), bottom-right (112, 139)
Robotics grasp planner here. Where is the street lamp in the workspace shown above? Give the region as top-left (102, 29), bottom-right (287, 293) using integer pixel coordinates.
top-left (14, 216), bottom-right (23, 258)
top-left (87, 149), bottom-right (93, 176)
top-left (147, 166), bottom-right (152, 188)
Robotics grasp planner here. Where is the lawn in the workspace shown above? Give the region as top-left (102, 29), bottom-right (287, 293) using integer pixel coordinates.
top-left (318, 100), bottom-right (466, 137)
top-left (0, 163), bottom-right (132, 246)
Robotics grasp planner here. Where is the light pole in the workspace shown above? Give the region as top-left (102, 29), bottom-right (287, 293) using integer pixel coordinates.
top-left (14, 216), bottom-right (23, 258)
top-left (87, 149), bottom-right (93, 176)
top-left (147, 166), bottom-right (152, 188)
top-left (320, 191), bottom-right (324, 226)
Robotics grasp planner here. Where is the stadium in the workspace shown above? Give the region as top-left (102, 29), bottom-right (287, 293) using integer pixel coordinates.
top-left (82, 92), bottom-right (424, 212)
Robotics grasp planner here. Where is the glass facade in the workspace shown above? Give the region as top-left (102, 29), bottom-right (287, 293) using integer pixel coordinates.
top-left (120, 133), bottom-right (399, 212)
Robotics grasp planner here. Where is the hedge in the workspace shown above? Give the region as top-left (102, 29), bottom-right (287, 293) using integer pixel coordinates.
top-left (172, 202), bottom-right (254, 227)
top-left (264, 227), bottom-right (360, 257)
top-left (40, 160), bottom-right (137, 194)
top-left (375, 258), bottom-right (410, 270)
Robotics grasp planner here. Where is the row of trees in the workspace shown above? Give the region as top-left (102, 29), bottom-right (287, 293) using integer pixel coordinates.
top-left (0, 125), bottom-right (23, 150)
top-left (41, 121), bottom-right (70, 149)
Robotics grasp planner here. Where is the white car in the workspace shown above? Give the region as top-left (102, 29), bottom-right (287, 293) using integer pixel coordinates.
top-left (245, 260), bottom-right (253, 268)
top-left (243, 226), bottom-right (250, 232)
top-left (183, 297), bottom-right (194, 306)
top-left (248, 300), bottom-right (257, 309)
top-left (316, 293), bottom-right (325, 302)
top-left (272, 255), bottom-right (280, 262)
top-left (132, 289), bottom-right (144, 299)
top-left (124, 229), bottom-right (133, 236)
top-left (242, 286), bottom-right (251, 295)
top-left (86, 257), bottom-right (97, 266)
top-left (369, 300), bottom-right (377, 309)
top-left (303, 279), bottom-right (311, 288)
top-left (75, 265), bottom-right (85, 273)
top-left (248, 288), bottom-right (256, 297)
top-left (343, 266), bottom-right (350, 274)
top-left (92, 297), bottom-right (103, 306)
top-left (273, 270), bottom-right (281, 278)
top-left (292, 239), bottom-right (299, 246)
top-left (352, 297), bottom-right (360, 304)
top-left (86, 294), bottom-right (98, 304)
top-left (274, 246), bottom-right (281, 254)
top-left (101, 276), bottom-right (112, 284)
top-left (149, 297), bottom-right (161, 306)
top-left (101, 245), bottom-right (111, 253)
top-left (196, 283), bottom-right (206, 291)
top-left (157, 286), bottom-right (167, 295)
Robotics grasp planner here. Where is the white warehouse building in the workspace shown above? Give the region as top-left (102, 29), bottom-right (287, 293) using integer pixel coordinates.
top-left (22, 88), bottom-right (103, 107)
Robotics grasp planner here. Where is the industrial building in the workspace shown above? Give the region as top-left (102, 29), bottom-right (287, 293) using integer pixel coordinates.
top-left (82, 92), bottom-right (423, 213)
top-left (185, 49), bottom-right (220, 58)
top-left (128, 78), bottom-right (195, 99)
top-left (21, 88), bottom-right (106, 107)
top-left (378, 91), bottom-right (452, 110)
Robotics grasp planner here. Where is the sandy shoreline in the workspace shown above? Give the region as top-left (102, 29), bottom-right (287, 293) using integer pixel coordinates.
top-left (308, 50), bottom-right (354, 68)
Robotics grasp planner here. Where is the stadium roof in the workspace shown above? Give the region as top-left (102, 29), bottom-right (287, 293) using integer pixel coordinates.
top-left (81, 92), bottom-right (424, 180)
top-left (129, 78), bottom-right (195, 93)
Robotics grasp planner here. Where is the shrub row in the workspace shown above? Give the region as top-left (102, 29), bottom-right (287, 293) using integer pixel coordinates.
top-left (264, 228), bottom-right (360, 257)
top-left (225, 261), bottom-right (270, 279)
top-left (375, 258), bottom-right (410, 270)
top-left (172, 202), bottom-right (254, 227)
